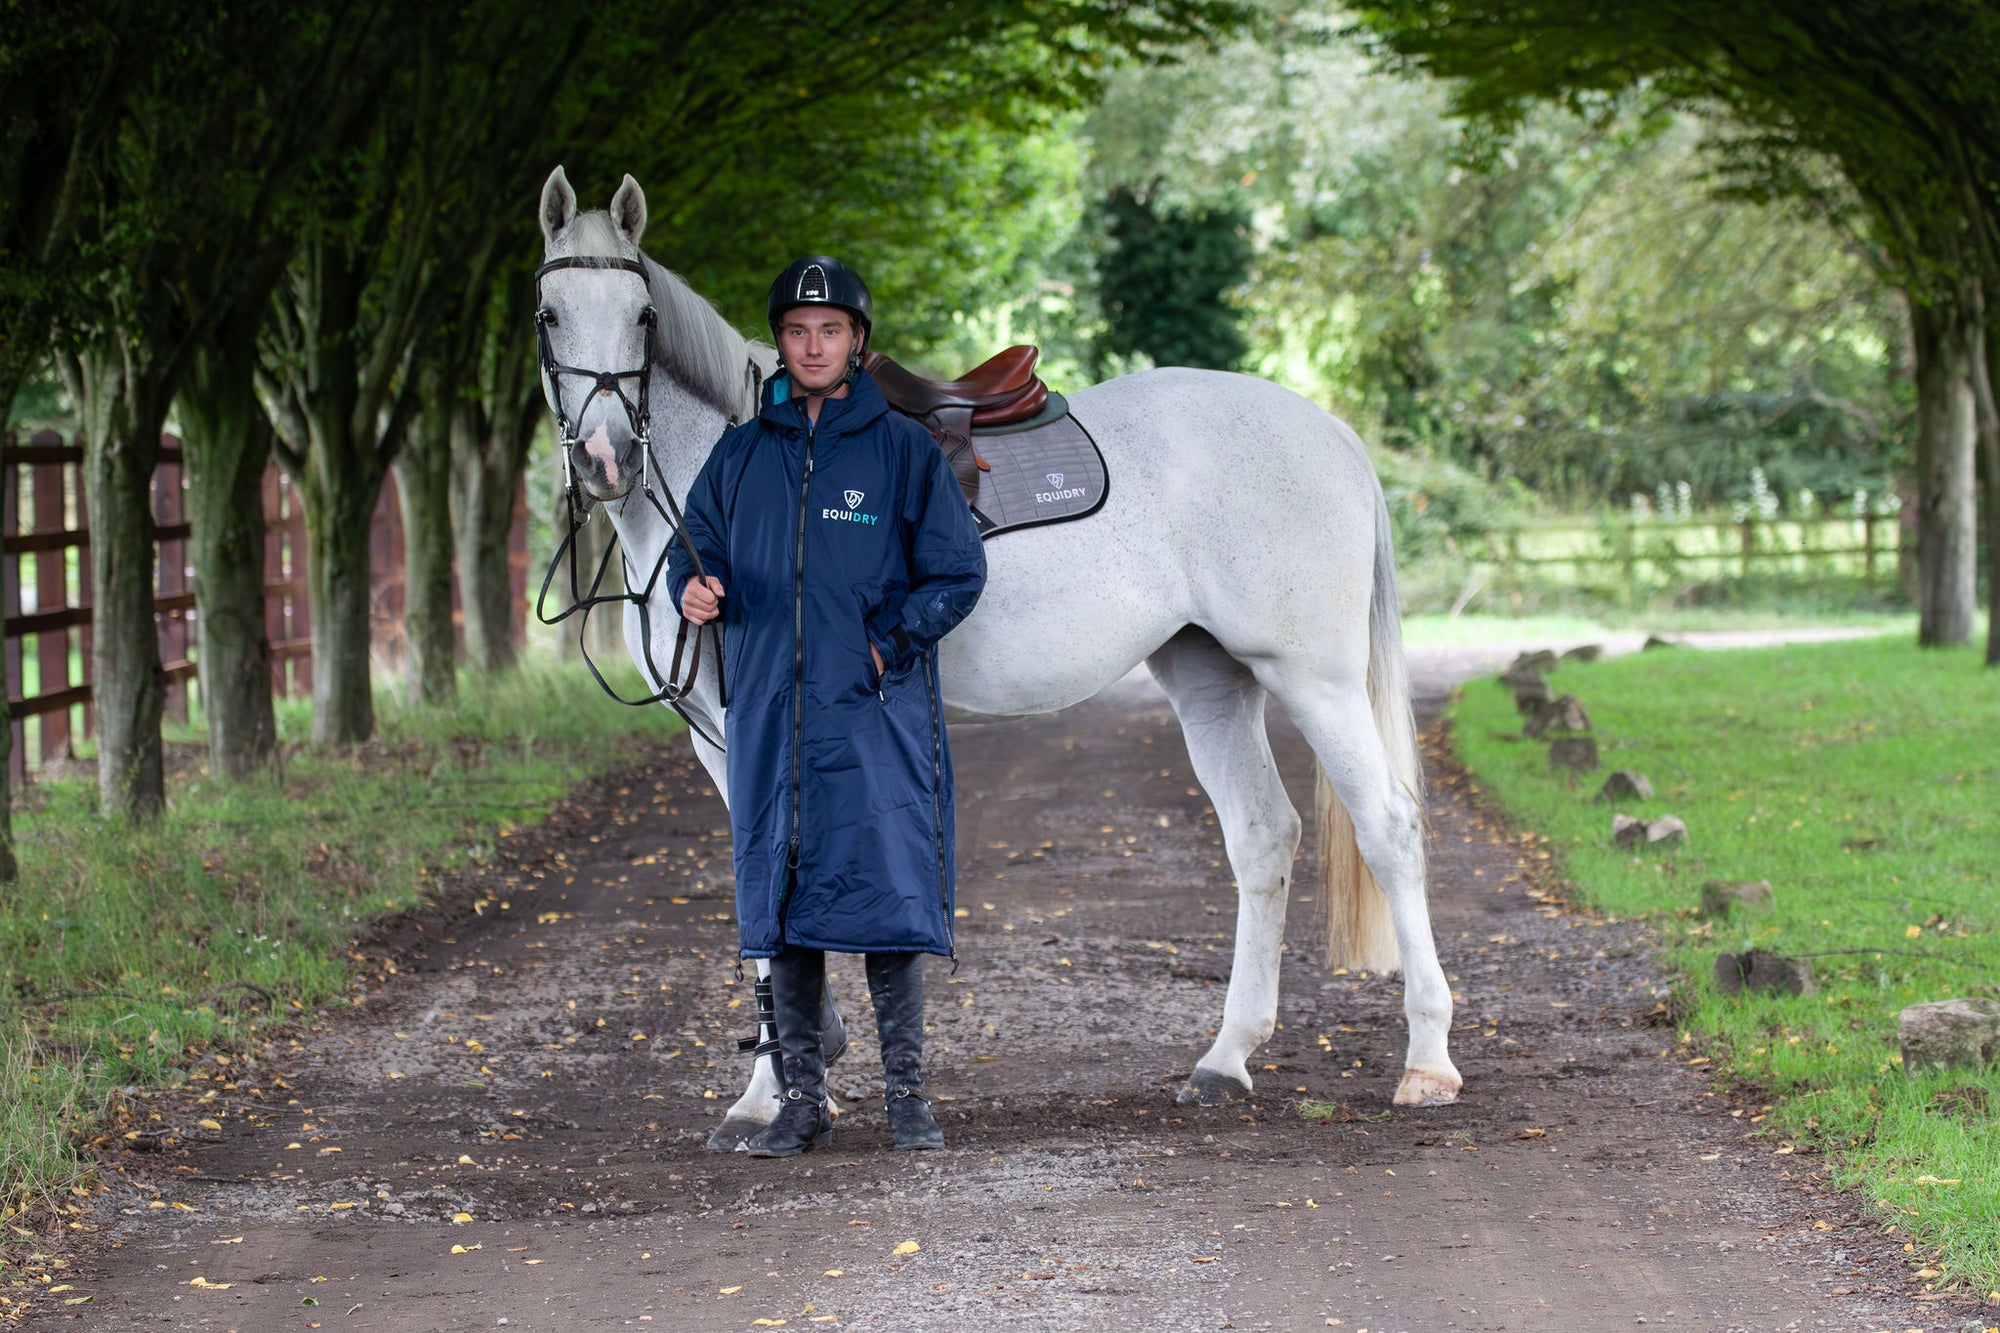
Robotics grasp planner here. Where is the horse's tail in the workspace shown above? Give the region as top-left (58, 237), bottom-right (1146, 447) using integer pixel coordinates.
top-left (1316, 482), bottom-right (1421, 975)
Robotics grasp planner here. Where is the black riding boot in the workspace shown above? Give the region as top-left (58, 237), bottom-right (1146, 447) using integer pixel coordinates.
top-left (865, 952), bottom-right (943, 1150)
top-left (746, 946), bottom-right (832, 1157)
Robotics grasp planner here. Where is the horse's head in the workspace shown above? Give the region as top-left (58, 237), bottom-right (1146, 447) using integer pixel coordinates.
top-left (537, 165), bottom-right (657, 504)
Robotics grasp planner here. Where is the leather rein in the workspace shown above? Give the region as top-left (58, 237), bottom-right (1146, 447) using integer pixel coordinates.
top-left (530, 253), bottom-right (753, 753)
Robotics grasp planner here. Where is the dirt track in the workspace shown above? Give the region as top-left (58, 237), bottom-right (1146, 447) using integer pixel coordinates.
top-left (60, 649), bottom-right (1958, 1332)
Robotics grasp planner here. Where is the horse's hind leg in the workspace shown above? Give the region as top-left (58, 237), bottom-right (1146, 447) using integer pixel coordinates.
top-left (1147, 628), bottom-right (1303, 1105)
top-left (1259, 667), bottom-right (1459, 1106)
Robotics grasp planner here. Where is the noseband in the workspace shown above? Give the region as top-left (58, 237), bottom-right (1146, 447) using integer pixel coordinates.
top-left (531, 253), bottom-right (728, 749)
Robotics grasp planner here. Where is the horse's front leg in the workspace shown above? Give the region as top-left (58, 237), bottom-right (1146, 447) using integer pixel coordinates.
top-left (1146, 631), bottom-right (1303, 1105)
top-left (707, 958), bottom-right (784, 1150)
top-left (674, 724), bottom-right (774, 1152)
top-left (681, 725), bottom-right (848, 1150)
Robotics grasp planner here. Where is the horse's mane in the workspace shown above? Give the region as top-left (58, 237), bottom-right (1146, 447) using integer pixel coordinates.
top-left (570, 211), bottom-right (772, 421)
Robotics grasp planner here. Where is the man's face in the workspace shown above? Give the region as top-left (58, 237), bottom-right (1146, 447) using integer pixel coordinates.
top-left (779, 307), bottom-right (859, 395)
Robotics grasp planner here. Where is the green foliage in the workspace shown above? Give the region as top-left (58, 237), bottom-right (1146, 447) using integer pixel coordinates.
top-left (1450, 636), bottom-right (2000, 1291)
top-left (575, 1), bottom-right (1248, 369)
top-left (0, 660), bottom-right (678, 1226)
top-left (1094, 187), bottom-right (1252, 371)
top-left (1347, 0), bottom-right (2000, 303)
top-left (1076, 13), bottom-right (1909, 509)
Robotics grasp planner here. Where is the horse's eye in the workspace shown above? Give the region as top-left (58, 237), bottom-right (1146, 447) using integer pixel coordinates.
top-left (537, 307), bottom-right (558, 327)
top-left (638, 305), bottom-right (657, 329)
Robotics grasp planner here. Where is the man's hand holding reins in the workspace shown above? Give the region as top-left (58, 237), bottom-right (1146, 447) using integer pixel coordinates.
top-left (682, 575), bottom-right (725, 624)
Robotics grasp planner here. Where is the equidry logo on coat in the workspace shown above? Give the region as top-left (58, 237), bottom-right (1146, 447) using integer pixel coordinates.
top-left (1035, 471), bottom-right (1087, 503)
top-left (823, 487), bottom-right (879, 525)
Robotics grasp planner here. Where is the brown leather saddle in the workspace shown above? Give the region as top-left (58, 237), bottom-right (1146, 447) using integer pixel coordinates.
top-left (864, 346), bottom-right (1049, 504)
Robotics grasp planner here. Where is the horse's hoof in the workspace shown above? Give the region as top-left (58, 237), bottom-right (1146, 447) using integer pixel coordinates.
top-left (1393, 1066), bottom-right (1462, 1107)
top-left (706, 1116), bottom-right (765, 1152)
top-left (1176, 1066), bottom-right (1251, 1106)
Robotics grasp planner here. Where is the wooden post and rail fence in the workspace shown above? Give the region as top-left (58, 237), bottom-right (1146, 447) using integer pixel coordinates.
top-left (1474, 511), bottom-right (1910, 596)
top-left (2, 429), bottom-right (530, 784)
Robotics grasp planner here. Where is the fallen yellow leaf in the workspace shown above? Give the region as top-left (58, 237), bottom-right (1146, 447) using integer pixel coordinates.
top-left (752, 1321), bottom-right (787, 1327)
top-left (186, 1277), bottom-right (233, 1290)
top-left (450, 1243), bottom-right (483, 1254)
top-left (892, 1240), bottom-right (920, 1256)
top-left (720, 1285), bottom-right (743, 1295)
top-left (824, 1269), bottom-right (844, 1277)
top-left (452, 1212), bottom-right (473, 1224)
top-left (457, 1155), bottom-right (477, 1166)
top-left (197, 1119), bottom-right (222, 1132)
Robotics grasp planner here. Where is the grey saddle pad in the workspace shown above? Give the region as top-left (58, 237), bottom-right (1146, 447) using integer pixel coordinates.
top-left (966, 395), bottom-right (1108, 539)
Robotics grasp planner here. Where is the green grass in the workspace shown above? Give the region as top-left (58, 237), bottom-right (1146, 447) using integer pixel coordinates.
top-left (1401, 608), bottom-right (1920, 649)
top-left (0, 656), bottom-right (680, 1232)
top-left (1447, 636), bottom-right (2000, 1296)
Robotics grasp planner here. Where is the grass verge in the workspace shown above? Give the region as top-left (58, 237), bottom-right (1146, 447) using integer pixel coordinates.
top-left (1447, 636), bottom-right (2000, 1297)
top-left (0, 658), bottom-right (679, 1242)
top-left (1401, 609), bottom-right (1921, 648)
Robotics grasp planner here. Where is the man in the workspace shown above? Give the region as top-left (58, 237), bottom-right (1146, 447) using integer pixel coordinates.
top-left (666, 256), bottom-right (986, 1156)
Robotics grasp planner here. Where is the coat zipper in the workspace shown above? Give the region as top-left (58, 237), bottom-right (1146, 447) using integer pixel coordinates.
top-left (780, 423), bottom-right (817, 938)
top-left (926, 650), bottom-right (952, 956)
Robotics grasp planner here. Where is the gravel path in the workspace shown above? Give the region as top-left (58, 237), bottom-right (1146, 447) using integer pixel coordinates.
top-left (61, 636), bottom-right (1954, 1332)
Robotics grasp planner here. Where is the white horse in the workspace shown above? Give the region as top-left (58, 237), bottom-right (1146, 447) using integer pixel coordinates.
top-left (534, 168), bottom-right (1460, 1148)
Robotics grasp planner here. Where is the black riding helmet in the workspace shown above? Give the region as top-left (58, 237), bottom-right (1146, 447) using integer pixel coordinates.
top-left (767, 256), bottom-right (873, 385)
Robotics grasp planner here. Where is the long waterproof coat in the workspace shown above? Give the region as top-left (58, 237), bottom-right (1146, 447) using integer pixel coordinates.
top-left (664, 369), bottom-right (986, 959)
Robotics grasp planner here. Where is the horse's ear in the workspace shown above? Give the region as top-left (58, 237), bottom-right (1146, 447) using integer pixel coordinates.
top-left (609, 173), bottom-right (647, 248)
top-left (541, 166), bottom-right (577, 242)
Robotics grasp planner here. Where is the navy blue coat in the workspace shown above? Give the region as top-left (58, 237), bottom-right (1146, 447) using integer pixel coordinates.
top-left (665, 369), bottom-right (986, 959)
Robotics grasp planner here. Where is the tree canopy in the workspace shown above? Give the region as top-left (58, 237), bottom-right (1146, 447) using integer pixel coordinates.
top-left (1347, 0), bottom-right (2000, 653)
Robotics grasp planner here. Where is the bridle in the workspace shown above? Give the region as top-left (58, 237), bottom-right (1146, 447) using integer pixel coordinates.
top-left (530, 252), bottom-right (738, 751)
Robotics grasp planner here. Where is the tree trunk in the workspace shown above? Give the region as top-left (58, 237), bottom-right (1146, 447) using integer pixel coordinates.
top-left (71, 345), bottom-right (168, 818)
top-left (1976, 309), bottom-right (2000, 667)
top-left (1, 367), bottom-right (23, 879)
top-left (393, 384), bottom-right (457, 705)
top-left (180, 337), bottom-right (277, 778)
top-left (450, 392), bottom-right (535, 673)
top-left (299, 461), bottom-right (381, 746)
top-left (1909, 297), bottom-right (1979, 647)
